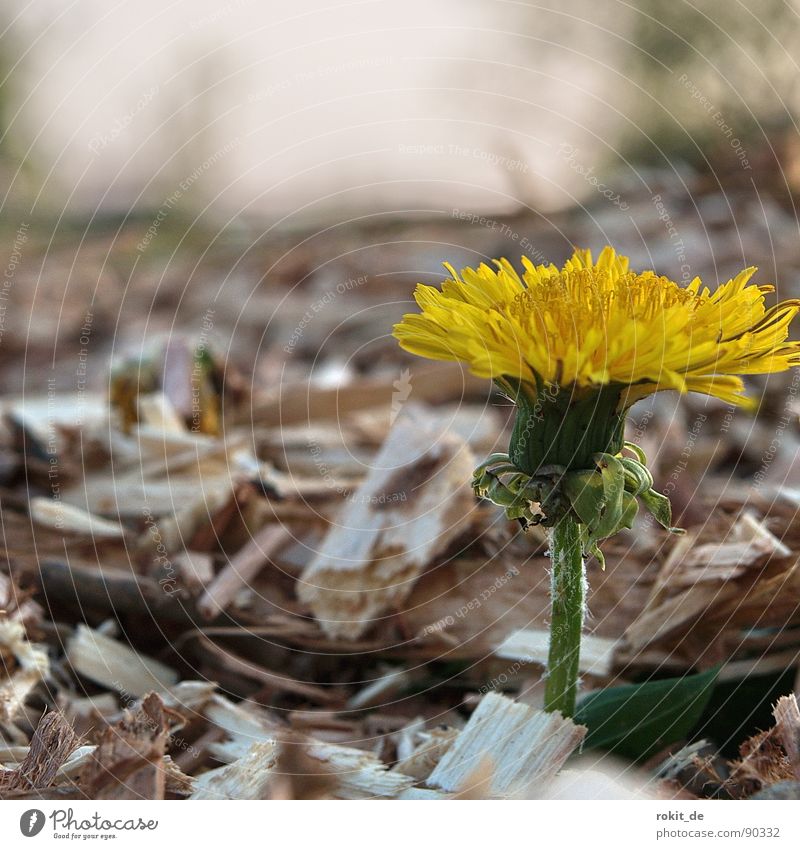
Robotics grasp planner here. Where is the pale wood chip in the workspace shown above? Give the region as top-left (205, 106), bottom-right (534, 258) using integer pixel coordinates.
top-left (191, 736), bottom-right (416, 800)
top-left (29, 497), bottom-right (126, 538)
top-left (773, 694), bottom-right (800, 779)
top-left (66, 624), bottom-right (178, 697)
top-left (0, 616), bottom-right (50, 723)
top-left (298, 408), bottom-right (476, 639)
top-left (426, 692), bottom-right (586, 798)
top-left (197, 524), bottom-right (290, 619)
top-left (392, 727), bottom-right (460, 780)
top-left (495, 628), bottom-right (620, 677)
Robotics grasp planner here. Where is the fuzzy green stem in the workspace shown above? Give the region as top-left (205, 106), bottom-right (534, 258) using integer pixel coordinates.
top-left (544, 514), bottom-right (585, 717)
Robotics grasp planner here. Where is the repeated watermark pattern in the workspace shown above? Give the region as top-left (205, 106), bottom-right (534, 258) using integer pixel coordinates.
top-left (451, 210), bottom-right (548, 264)
top-left (678, 73), bottom-right (752, 170)
top-left (652, 194), bottom-right (693, 283)
top-left (283, 273), bottom-right (368, 353)
top-left (399, 142), bottom-right (529, 174)
top-left (0, 221), bottom-right (30, 350)
top-left (88, 85), bottom-right (160, 155)
top-left (137, 139), bottom-right (242, 252)
top-left (558, 143), bottom-right (630, 210)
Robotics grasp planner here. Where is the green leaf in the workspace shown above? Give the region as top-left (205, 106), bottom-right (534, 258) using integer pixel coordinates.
top-left (574, 666), bottom-right (720, 762)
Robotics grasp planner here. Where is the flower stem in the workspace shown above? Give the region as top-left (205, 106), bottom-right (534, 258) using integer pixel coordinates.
top-left (544, 514), bottom-right (585, 717)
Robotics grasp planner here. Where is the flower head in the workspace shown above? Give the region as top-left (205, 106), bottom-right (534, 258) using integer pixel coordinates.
top-left (394, 245), bottom-right (800, 409)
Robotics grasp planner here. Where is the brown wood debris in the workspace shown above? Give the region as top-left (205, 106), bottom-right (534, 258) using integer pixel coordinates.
top-left (4, 186), bottom-right (800, 799)
top-left (298, 408), bottom-right (477, 639)
top-left (0, 711), bottom-right (79, 795)
top-left (79, 693), bottom-right (187, 800)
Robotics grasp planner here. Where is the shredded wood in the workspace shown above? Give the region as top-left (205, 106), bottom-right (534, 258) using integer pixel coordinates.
top-left (0, 616), bottom-right (50, 724)
top-left (0, 712), bottom-right (79, 795)
top-left (66, 624), bottom-right (179, 697)
top-left (495, 629), bottom-right (620, 677)
top-left (3, 181), bottom-right (800, 799)
top-left (426, 693), bottom-right (587, 798)
top-left (298, 408), bottom-right (477, 639)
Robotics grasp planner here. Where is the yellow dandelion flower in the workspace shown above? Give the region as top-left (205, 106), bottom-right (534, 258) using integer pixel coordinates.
top-left (394, 245), bottom-right (800, 471)
top-left (395, 245), bottom-right (800, 405)
top-left (394, 244), bottom-right (800, 717)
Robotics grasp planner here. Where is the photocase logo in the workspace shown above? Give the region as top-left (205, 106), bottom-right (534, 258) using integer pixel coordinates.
top-left (390, 368), bottom-right (412, 424)
top-left (20, 810), bottom-right (45, 837)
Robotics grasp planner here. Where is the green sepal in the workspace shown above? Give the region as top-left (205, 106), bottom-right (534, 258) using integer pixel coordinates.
top-left (562, 454), bottom-right (634, 561)
top-left (639, 487), bottom-right (685, 534)
top-left (592, 454), bottom-right (626, 540)
top-left (561, 469), bottom-right (605, 529)
top-left (622, 441), bottom-right (648, 464)
top-left (620, 491), bottom-right (639, 531)
top-left (581, 529), bottom-right (606, 571)
top-left (619, 456), bottom-right (653, 496)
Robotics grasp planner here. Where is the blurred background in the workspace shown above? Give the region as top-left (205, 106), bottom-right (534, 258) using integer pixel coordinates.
top-left (3, 0), bottom-right (800, 391)
top-left (2, 0), bottom-right (800, 800)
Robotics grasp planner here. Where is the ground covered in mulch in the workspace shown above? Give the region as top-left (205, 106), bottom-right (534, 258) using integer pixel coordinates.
top-left (2, 158), bottom-right (800, 799)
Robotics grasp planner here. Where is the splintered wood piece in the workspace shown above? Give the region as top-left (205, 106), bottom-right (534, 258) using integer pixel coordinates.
top-left (172, 550), bottom-right (215, 592)
top-left (622, 583), bottom-right (721, 653)
top-left (346, 666), bottom-right (412, 710)
top-left (0, 616), bottom-right (50, 723)
top-left (0, 712), bottom-right (79, 795)
top-left (392, 727), bottom-right (460, 780)
top-left (66, 624), bottom-right (178, 697)
top-left (197, 524), bottom-right (290, 619)
top-left (196, 636), bottom-right (341, 704)
top-left (426, 692), bottom-right (586, 797)
top-left (773, 695), bottom-right (800, 780)
top-left (298, 409), bottom-right (476, 639)
top-left (29, 497), bottom-right (126, 538)
top-left (197, 695), bottom-right (417, 798)
top-left (201, 695), bottom-right (281, 761)
top-left (79, 693), bottom-right (179, 800)
top-left (191, 736), bottom-right (416, 800)
top-left (727, 694), bottom-right (800, 796)
top-left (676, 512), bottom-right (791, 579)
top-left (495, 629), bottom-right (620, 677)
top-left (0, 574), bottom-right (42, 627)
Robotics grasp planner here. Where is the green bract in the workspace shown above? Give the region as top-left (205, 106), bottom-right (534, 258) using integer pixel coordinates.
top-left (472, 444), bottom-right (682, 567)
top-left (506, 380), bottom-right (626, 473)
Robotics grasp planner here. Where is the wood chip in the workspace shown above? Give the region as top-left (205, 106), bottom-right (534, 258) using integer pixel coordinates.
top-left (0, 616), bottom-right (50, 723)
top-left (773, 694), bottom-right (800, 780)
top-left (191, 736), bottom-right (416, 800)
top-left (66, 624), bottom-right (178, 697)
top-left (392, 727), bottom-right (460, 780)
top-left (197, 636), bottom-right (341, 705)
top-left (346, 666), bottom-right (412, 710)
top-left (80, 693), bottom-right (177, 799)
top-left (29, 497), bottom-right (126, 538)
top-left (197, 524), bottom-right (290, 619)
top-left (426, 692), bottom-right (586, 798)
top-left (0, 712), bottom-right (79, 795)
top-left (172, 550), bottom-right (215, 593)
top-left (298, 408), bottom-right (476, 639)
top-left (495, 629), bottom-right (620, 677)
